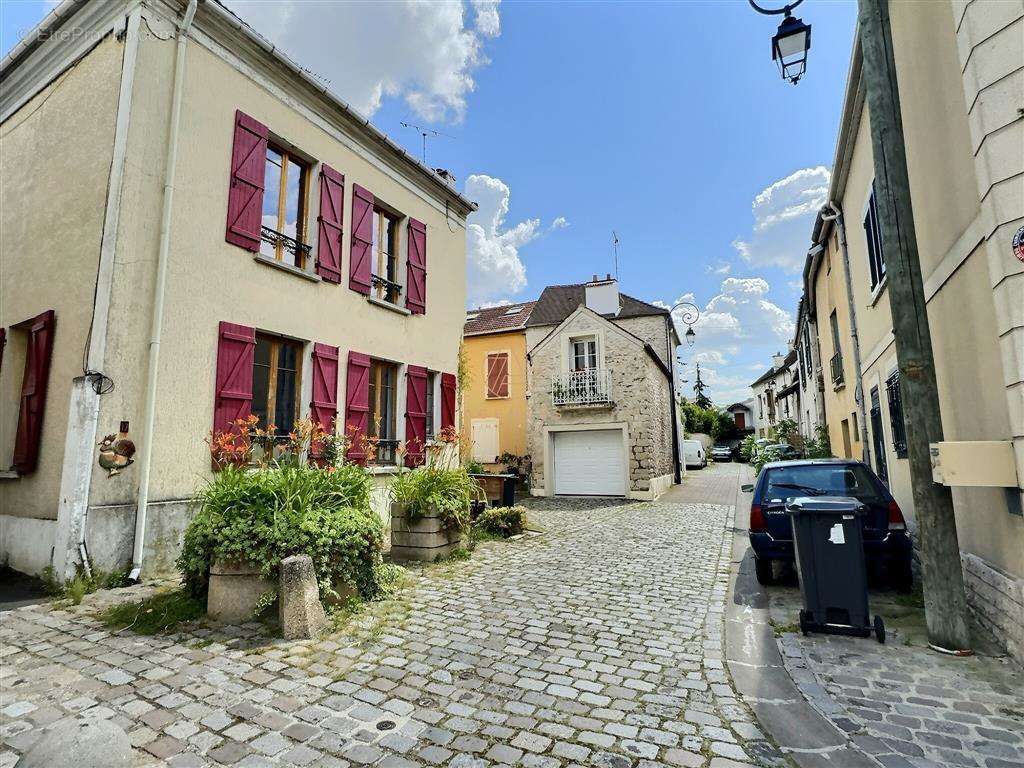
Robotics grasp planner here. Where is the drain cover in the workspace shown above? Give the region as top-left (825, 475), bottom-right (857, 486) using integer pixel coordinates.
top-left (375, 720), bottom-right (397, 731)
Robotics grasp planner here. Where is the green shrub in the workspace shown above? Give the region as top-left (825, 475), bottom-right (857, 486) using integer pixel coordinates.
top-left (473, 506), bottom-right (526, 539)
top-left (391, 465), bottom-right (479, 530)
top-left (177, 463), bottom-right (383, 601)
top-left (464, 460), bottom-right (486, 474)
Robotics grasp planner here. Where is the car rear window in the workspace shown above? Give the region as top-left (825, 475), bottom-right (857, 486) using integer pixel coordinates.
top-left (763, 464), bottom-right (884, 505)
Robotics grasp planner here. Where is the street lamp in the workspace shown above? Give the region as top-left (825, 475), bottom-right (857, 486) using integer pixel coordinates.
top-left (749, 0), bottom-right (812, 85)
top-left (671, 301), bottom-right (700, 348)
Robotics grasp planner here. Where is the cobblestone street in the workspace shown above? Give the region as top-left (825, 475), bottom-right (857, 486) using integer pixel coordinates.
top-left (1, 468), bottom-right (784, 768)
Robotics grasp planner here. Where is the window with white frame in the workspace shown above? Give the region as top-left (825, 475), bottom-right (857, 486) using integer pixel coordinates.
top-left (570, 337), bottom-right (597, 371)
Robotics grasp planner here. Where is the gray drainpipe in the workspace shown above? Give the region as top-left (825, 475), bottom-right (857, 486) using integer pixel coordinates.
top-left (129, 0), bottom-right (199, 582)
top-left (822, 201), bottom-right (871, 467)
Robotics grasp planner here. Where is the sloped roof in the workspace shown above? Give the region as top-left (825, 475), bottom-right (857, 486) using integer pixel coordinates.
top-left (526, 284), bottom-right (669, 327)
top-left (750, 367), bottom-right (778, 387)
top-left (464, 302), bottom-right (536, 336)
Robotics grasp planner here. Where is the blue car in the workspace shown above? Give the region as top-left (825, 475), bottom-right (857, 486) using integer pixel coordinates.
top-left (742, 459), bottom-right (913, 591)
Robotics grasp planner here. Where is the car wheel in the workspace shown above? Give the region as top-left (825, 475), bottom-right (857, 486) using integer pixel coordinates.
top-left (891, 560), bottom-right (913, 593)
top-left (754, 557), bottom-right (773, 586)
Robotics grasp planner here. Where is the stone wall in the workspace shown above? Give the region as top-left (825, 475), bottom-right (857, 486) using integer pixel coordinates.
top-left (527, 310), bottom-right (675, 495)
top-left (961, 552), bottom-right (1024, 665)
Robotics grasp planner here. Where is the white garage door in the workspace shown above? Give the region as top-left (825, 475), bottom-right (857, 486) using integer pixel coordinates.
top-left (553, 429), bottom-right (626, 496)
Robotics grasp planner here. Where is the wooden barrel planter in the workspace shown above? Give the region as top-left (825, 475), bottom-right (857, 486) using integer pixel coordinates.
top-left (390, 503), bottom-right (462, 562)
top-left (207, 560), bottom-right (275, 623)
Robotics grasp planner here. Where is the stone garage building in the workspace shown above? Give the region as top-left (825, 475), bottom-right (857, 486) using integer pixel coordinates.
top-left (525, 277), bottom-right (681, 499)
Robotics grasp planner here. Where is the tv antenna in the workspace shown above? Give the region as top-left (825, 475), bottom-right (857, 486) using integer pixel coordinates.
top-left (612, 231), bottom-right (620, 280)
top-left (400, 122), bottom-right (456, 165)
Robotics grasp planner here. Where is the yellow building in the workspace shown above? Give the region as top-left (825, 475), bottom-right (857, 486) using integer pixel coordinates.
top-left (803, 1), bottom-right (1023, 662)
top-left (461, 303), bottom-right (534, 469)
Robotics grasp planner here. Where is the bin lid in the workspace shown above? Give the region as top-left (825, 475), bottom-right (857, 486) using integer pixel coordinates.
top-left (786, 496), bottom-right (867, 515)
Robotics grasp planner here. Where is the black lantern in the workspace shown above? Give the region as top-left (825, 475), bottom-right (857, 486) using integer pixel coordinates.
top-left (685, 326), bottom-right (696, 347)
top-left (772, 14), bottom-right (811, 84)
top-left (749, 1), bottom-right (812, 85)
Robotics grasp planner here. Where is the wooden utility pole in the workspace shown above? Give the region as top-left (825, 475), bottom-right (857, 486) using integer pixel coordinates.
top-left (857, 0), bottom-right (971, 651)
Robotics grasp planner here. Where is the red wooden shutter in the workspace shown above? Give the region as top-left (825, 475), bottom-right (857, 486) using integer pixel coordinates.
top-left (309, 343), bottom-right (339, 461)
top-left (225, 110), bottom-right (268, 252)
top-left (440, 372), bottom-right (456, 431)
top-left (406, 218), bottom-right (427, 314)
top-left (486, 353), bottom-right (509, 398)
top-left (404, 365), bottom-right (428, 467)
top-left (345, 351), bottom-right (371, 464)
top-left (11, 310), bottom-right (56, 475)
top-left (213, 321), bottom-right (255, 433)
top-left (316, 165), bottom-right (345, 283)
top-left (349, 184), bottom-right (374, 294)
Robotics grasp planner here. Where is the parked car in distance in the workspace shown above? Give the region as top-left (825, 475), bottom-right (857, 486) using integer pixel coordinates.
top-left (711, 444), bottom-right (733, 462)
top-left (766, 443), bottom-right (802, 460)
top-left (741, 459), bottom-right (912, 591)
top-left (682, 439), bottom-right (707, 469)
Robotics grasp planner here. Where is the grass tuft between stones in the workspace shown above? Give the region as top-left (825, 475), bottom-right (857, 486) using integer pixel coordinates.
top-left (99, 588), bottom-right (204, 634)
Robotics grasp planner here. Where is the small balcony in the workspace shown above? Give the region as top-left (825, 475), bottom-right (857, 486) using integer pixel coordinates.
top-left (830, 351), bottom-right (845, 387)
top-left (552, 369), bottom-right (613, 408)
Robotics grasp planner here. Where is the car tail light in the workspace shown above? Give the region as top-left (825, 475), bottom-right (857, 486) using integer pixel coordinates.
top-left (750, 504), bottom-right (767, 532)
top-left (888, 500), bottom-right (906, 531)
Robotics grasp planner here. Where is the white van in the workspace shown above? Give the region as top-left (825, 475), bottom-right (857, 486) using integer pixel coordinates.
top-left (682, 439), bottom-right (707, 469)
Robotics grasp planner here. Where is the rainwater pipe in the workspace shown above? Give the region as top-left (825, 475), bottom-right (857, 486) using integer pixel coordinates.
top-left (129, 0), bottom-right (199, 582)
top-left (820, 201), bottom-right (871, 467)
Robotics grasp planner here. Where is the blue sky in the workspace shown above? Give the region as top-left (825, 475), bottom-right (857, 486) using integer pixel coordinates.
top-left (1, 0), bottom-right (857, 404)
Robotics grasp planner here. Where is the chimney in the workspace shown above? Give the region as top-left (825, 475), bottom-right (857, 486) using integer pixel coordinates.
top-left (585, 274), bottom-right (619, 316)
top-left (772, 351), bottom-right (785, 370)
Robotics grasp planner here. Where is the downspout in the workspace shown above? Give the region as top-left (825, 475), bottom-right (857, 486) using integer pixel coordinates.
top-left (129, 0), bottom-right (199, 582)
top-left (664, 318), bottom-right (683, 484)
top-left (822, 201), bottom-right (871, 467)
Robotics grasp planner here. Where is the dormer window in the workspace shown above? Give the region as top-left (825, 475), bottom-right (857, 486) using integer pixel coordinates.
top-left (571, 338), bottom-right (597, 371)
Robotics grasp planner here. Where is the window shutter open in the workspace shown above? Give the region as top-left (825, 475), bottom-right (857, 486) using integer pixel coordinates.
top-left (213, 321), bottom-right (256, 434)
top-left (310, 343), bottom-right (340, 461)
top-left (440, 372), bottom-right (456, 432)
top-left (404, 365), bottom-right (428, 467)
top-left (345, 351), bottom-right (371, 464)
top-left (12, 310), bottom-right (56, 475)
top-left (316, 165), bottom-right (345, 283)
top-left (349, 184), bottom-right (374, 294)
top-left (486, 353), bottom-right (509, 398)
top-left (225, 110), bottom-right (268, 252)
top-left (406, 218), bottom-right (427, 314)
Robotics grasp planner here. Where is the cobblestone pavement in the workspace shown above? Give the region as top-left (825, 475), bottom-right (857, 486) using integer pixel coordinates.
top-left (0, 493), bottom-right (789, 768)
top-left (777, 631), bottom-right (1024, 768)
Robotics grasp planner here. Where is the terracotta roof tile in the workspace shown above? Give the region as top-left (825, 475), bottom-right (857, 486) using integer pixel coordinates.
top-left (464, 302), bottom-right (536, 336)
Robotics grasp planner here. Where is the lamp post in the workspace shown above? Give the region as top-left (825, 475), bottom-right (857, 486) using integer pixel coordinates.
top-left (748, 0), bottom-right (812, 84)
top-left (670, 301), bottom-right (700, 348)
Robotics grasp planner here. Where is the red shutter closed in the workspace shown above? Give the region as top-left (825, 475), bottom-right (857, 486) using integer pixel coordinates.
top-left (404, 365), bottom-right (428, 467)
top-left (486, 353), bottom-right (509, 398)
top-left (440, 372), bottom-right (456, 432)
top-left (12, 310), bottom-right (56, 475)
top-left (213, 321), bottom-right (256, 434)
top-left (349, 184), bottom-right (374, 294)
top-left (345, 351), bottom-right (371, 464)
top-left (225, 110), bottom-right (269, 252)
top-left (406, 218), bottom-right (427, 314)
top-left (309, 343), bottom-right (340, 461)
top-left (316, 165), bottom-right (345, 283)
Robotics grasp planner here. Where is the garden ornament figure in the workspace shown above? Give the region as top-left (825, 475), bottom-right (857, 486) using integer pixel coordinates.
top-left (98, 421), bottom-right (136, 477)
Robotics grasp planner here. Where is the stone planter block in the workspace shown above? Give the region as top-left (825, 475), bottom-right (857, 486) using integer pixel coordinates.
top-left (390, 503), bottom-right (462, 562)
top-left (207, 560), bottom-right (275, 624)
top-left (279, 554), bottom-right (329, 640)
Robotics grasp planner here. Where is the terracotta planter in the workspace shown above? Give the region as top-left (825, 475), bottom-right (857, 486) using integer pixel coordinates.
top-left (390, 503), bottom-right (462, 562)
top-left (207, 560), bottom-right (275, 623)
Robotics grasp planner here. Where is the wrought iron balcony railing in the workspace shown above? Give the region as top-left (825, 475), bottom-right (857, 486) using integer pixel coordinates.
top-left (371, 274), bottom-right (402, 304)
top-left (830, 351), bottom-right (845, 386)
top-left (260, 225), bottom-right (312, 264)
top-left (552, 369), bottom-right (613, 407)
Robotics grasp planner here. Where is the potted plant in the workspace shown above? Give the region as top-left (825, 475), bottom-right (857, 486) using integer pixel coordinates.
top-left (389, 427), bottom-right (480, 561)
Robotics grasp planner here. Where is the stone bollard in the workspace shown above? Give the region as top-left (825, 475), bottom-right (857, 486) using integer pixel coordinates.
top-left (278, 554), bottom-right (329, 640)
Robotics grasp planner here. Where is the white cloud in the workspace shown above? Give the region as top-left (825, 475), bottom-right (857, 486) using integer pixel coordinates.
top-left (227, 0), bottom-right (501, 122)
top-left (465, 174), bottom-right (551, 306)
top-left (705, 262), bottom-right (731, 276)
top-left (732, 166), bottom-right (830, 272)
top-left (550, 216), bottom-right (569, 230)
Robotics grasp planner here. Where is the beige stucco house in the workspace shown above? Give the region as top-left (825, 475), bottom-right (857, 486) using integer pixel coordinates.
top-left (801, 1), bottom-right (1023, 661)
top-left (524, 277), bottom-right (681, 500)
top-left (0, 0), bottom-right (474, 580)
